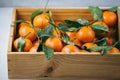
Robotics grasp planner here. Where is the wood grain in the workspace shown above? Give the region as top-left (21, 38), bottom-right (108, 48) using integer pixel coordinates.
top-left (15, 8), bottom-right (93, 21)
top-left (118, 9), bottom-right (120, 40)
top-left (8, 52), bottom-right (120, 79)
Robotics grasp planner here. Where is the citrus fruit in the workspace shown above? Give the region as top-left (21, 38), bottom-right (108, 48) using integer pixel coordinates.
top-left (19, 25), bottom-right (37, 41)
top-left (108, 47), bottom-right (119, 53)
top-left (103, 11), bottom-right (117, 27)
top-left (54, 21), bottom-right (63, 26)
top-left (61, 44), bottom-right (80, 52)
top-left (105, 37), bottom-right (114, 46)
top-left (92, 20), bottom-right (110, 37)
top-left (33, 40), bottom-right (39, 47)
top-left (18, 21), bottom-right (31, 28)
top-left (66, 32), bottom-right (82, 47)
top-left (53, 27), bottom-right (61, 37)
top-left (92, 20), bottom-right (109, 29)
top-left (82, 43), bottom-right (97, 49)
top-left (29, 46), bottom-right (38, 52)
top-left (14, 37), bottom-right (33, 52)
top-left (76, 26), bottom-right (95, 43)
top-left (45, 37), bottom-right (63, 52)
top-left (33, 13), bottom-right (50, 29)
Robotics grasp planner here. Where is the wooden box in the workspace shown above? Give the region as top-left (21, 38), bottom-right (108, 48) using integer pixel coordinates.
top-left (8, 8), bottom-right (120, 79)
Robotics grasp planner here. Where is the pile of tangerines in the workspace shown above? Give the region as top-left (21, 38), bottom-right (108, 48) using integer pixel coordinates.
top-left (13, 6), bottom-right (120, 59)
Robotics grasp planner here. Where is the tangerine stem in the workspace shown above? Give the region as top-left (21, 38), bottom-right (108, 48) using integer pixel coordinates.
top-left (50, 22), bottom-right (62, 38)
top-left (89, 20), bottom-right (97, 26)
top-left (23, 32), bottom-right (31, 38)
top-left (43, 0), bottom-right (49, 13)
top-left (55, 27), bottom-right (60, 38)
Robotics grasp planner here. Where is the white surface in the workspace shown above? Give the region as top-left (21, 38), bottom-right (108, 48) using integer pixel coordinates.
top-left (0, 0), bottom-right (120, 7)
top-left (0, 8), bottom-right (13, 80)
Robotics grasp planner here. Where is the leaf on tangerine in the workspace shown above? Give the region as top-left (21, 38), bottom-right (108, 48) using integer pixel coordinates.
top-left (89, 6), bottom-right (102, 21)
top-left (30, 9), bottom-right (43, 27)
top-left (17, 37), bottom-right (25, 52)
top-left (91, 24), bottom-right (109, 33)
top-left (43, 44), bottom-right (54, 60)
top-left (108, 6), bottom-right (118, 12)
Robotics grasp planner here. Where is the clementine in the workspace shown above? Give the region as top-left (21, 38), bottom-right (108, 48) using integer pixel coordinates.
top-left (61, 44), bottom-right (80, 52)
top-left (76, 26), bottom-right (95, 43)
top-left (45, 37), bottom-right (63, 52)
top-left (33, 13), bottom-right (50, 29)
top-left (103, 11), bottom-right (117, 27)
top-left (14, 37), bottom-right (33, 52)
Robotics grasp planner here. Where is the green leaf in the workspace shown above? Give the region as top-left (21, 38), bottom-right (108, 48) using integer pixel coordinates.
top-left (64, 20), bottom-right (82, 28)
top-left (76, 18), bottom-right (90, 26)
top-left (92, 24), bottom-right (109, 33)
top-left (67, 27), bottom-right (80, 32)
top-left (113, 24), bottom-right (119, 42)
top-left (30, 9), bottom-right (43, 26)
top-left (35, 28), bottom-right (41, 39)
top-left (62, 33), bottom-right (75, 45)
top-left (42, 36), bottom-right (49, 43)
top-left (40, 24), bottom-right (54, 37)
top-left (88, 46), bottom-right (113, 52)
top-left (101, 46), bottom-right (113, 56)
top-left (43, 44), bottom-right (54, 60)
top-left (94, 38), bottom-right (108, 46)
top-left (81, 46), bottom-right (89, 51)
top-left (37, 43), bottom-right (43, 52)
top-left (58, 23), bottom-right (80, 32)
top-left (108, 6), bottom-right (118, 12)
top-left (89, 6), bottom-right (102, 20)
top-left (100, 49), bottom-right (107, 56)
top-left (16, 20), bottom-right (26, 23)
top-left (58, 23), bottom-right (69, 32)
top-left (112, 41), bottom-right (120, 49)
top-left (47, 10), bottom-right (54, 24)
top-left (17, 37), bottom-right (25, 52)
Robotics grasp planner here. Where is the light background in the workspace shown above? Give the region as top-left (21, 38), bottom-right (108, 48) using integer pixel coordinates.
top-left (0, 0), bottom-right (120, 7)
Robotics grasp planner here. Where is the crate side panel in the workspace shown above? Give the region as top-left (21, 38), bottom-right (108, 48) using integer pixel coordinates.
top-left (118, 9), bottom-right (120, 40)
top-left (8, 53), bottom-right (120, 79)
top-left (8, 52), bottom-right (51, 78)
top-left (16, 8), bottom-right (93, 21)
top-left (8, 27), bottom-right (14, 52)
top-left (51, 54), bottom-right (120, 79)
top-left (8, 9), bottom-right (17, 52)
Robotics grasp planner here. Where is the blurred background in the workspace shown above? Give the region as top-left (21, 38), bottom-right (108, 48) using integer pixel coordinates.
top-left (0, 0), bottom-right (120, 7)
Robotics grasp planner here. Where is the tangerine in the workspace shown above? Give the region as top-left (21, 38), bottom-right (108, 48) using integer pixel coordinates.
top-left (33, 40), bottom-right (39, 47)
top-left (92, 20), bottom-right (110, 37)
top-left (18, 21), bottom-right (31, 28)
top-left (29, 46), bottom-right (38, 52)
top-left (45, 37), bottom-right (63, 52)
top-left (92, 20), bottom-right (109, 29)
top-left (33, 13), bottom-right (50, 29)
top-left (14, 37), bottom-right (33, 52)
top-left (61, 45), bottom-right (80, 52)
top-left (82, 43), bottom-right (97, 49)
top-left (108, 47), bottom-right (120, 53)
top-left (103, 11), bottom-right (117, 27)
top-left (66, 32), bottom-right (82, 47)
top-left (105, 37), bottom-right (114, 46)
top-left (53, 27), bottom-right (61, 37)
top-left (54, 21), bottom-right (63, 26)
top-left (76, 26), bottom-right (95, 43)
top-left (19, 25), bottom-right (37, 41)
